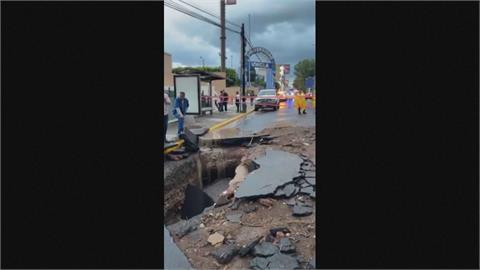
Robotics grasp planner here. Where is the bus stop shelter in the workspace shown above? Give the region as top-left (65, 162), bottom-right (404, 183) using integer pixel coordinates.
top-left (174, 70), bottom-right (225, 115)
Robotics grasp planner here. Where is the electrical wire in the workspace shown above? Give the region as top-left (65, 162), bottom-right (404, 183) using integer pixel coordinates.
top-left (165, 0), bottom-right (240, 34)
top-left (166, 0), bottom-right (267, 76)
top-left (175, 0), bottom-right (242, 28)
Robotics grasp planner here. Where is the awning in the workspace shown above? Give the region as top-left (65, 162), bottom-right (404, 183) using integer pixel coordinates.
top-left (174, 69), bottom-right (225, 82)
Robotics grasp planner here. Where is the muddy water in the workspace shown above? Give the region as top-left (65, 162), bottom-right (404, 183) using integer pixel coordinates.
top-left (203, 177), bottom-right (230, 202)
top-left (164, 226), bottom-right (192, 270)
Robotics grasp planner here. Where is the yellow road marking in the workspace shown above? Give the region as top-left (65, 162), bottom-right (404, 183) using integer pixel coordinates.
top-left (209, 109), bottom-right (255, 132)
top-left (163, 109), bottom-right (254, 155)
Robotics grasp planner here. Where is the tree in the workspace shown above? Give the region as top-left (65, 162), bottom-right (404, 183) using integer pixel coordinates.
top-left (253, 74), bottom-right (265, 88)
top-left (249, 67), bottom-right (257, 82)
top-left (293, 77), bottom-right (304, 91)
top-left (293, 59), bottom-right (315, 90)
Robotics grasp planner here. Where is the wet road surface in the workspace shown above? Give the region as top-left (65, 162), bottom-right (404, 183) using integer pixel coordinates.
top-left (164, 226), bottom-right (192, 269)
top-left (204, 99), bottom-right (315, 139)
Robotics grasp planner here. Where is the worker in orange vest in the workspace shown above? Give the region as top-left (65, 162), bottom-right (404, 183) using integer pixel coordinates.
top-left (294, 90), bottom-right (307, 115)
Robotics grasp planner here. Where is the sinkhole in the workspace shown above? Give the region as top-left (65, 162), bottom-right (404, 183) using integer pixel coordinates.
top-left (164, 147), bottom-right (246, 225)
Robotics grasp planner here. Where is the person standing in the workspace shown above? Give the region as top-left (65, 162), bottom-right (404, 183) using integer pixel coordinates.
top-left (173, 91), bottom-right (189, 136)
top-left (235, 91), bottom-right (241, 113)
top-left (300, 91), bottom-right (307, 114)
top-left (222, 90), bottom-right (229, 112)
top-left (214, 94), bottom-right (220, 112)
top-left (164, 90), bottom-right (172, 143)
top-left (294, 91), bottom-right (307, 115)
top-left (249, 90), bottom-right (254, 106)
top-left (218, 90), bottom-right (224, 112)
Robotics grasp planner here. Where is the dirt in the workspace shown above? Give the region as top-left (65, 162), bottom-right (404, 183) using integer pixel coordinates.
top-left (255, 125), bottom-right (316, 161)
top-left (171, 125), bottom-right (316, 269)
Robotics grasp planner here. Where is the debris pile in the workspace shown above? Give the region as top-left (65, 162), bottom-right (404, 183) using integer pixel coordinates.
top-left (202, 224), bottom-right (312, 269)
top-left (165, 127), bottom-right (316, 269)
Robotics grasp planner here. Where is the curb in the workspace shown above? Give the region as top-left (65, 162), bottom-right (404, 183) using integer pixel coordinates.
top-left (163, 109), bottom-right (255, 155)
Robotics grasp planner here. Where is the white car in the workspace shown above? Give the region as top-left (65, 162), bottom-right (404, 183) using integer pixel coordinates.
top-left (254, 89), bottom-right (280, 111)
top-left (277, 90), bottom-right (287, 101)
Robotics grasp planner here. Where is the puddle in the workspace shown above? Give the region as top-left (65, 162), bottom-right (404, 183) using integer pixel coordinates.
top-left (164, 226), bottom-right (192, 270)
top-left (235, 149), bottom-right (303, 198)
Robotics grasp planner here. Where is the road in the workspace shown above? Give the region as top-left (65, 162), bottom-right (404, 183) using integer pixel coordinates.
top-left (204, 99), bottom-right (315, 139)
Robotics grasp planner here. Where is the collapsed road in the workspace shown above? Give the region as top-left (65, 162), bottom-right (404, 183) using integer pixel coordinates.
top-left (164, 102), bottom-right (316, 269)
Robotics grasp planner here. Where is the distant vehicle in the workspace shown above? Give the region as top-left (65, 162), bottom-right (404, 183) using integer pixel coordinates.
top-left (277, 90), bottom-right (286, 101)
top-left (254, 89), bottom-right (280, 111)
top-left (305, 92), bottom-right (313, 99)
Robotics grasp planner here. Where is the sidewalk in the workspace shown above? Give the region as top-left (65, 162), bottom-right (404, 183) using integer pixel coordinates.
top-left (166, 103), bottom-right (255, 142)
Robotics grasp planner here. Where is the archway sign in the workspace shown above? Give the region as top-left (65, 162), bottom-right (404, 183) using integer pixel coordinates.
top-left (245, 47), bottom-right (276, 89)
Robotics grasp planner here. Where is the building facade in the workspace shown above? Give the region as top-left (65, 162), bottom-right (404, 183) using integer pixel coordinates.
top-left (164, 52), bottom-right (175, 123)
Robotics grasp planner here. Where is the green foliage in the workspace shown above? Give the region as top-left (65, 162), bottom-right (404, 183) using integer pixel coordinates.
top-left (253, 74), bottom-right (265, 88)
top-left (293, 77), bottom-right (304, 90)
top-left (172, 66), bottom-right (240, 87)
top-left (249, 68), bottom-right (257, 82)
top-left (293, 59), bottom-right (315, 90)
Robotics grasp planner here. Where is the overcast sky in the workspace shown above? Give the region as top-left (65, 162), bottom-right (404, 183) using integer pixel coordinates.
top-left (164, 0), bottom-right (315, 83)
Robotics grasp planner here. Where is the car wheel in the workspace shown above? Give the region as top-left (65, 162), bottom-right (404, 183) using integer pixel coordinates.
top-left (254, 106), bottom-right (259, 111)
top-left (273, 106), bottom-right (277, 111)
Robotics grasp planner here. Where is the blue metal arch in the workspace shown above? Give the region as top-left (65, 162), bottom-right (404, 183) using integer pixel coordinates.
top-left (245, 47), bottom-right (276, 89)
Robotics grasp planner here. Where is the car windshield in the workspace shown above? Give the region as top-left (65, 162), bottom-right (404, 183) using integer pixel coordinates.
top-left (259, 90), bottom-right (276, 96)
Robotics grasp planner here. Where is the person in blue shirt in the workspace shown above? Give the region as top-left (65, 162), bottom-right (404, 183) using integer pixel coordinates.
top-left (173, 91), bottom-right (189, 136)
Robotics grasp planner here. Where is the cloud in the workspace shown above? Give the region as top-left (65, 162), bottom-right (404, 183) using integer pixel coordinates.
top-left (164, 0), bottom-right (315, 81)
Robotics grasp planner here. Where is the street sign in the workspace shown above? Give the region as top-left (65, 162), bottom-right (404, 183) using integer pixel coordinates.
top-left (305, 77), bottom-right (315, 89)
top-left (250, 61), bottom-right (272, 69)
top-left (225, 0), bottom-right (236, 5)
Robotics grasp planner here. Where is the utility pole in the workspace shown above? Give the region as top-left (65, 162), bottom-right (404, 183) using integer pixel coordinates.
top-left (241, 23), bottom-right (246, 112)
top-left (220, 0), bottom-right (226, 72)
top-left (248, 14), bottom-right (251, 41)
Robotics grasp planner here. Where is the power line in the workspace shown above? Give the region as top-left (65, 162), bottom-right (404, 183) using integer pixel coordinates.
top-left (165, 1), bottom-right (219, 27)
top-left (166, 0), bottom-right (266, 73)
top-left (165, 0), bottom-right (241, 34)
top-left (245, 37), bottom-right (262, 63)
top-left (175, 0), bottom-right (241, 28)
top-left (163, 1), bottom-right (240, 34)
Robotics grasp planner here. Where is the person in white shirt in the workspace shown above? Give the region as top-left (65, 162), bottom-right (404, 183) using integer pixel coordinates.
top-left (164, 91), bottom-right (172, 143)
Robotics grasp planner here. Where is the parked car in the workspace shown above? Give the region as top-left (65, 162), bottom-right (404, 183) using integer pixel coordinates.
top-left (277, 90), bottom-right (286, 101)
top-left (254, 89), bottom-right (280, 111)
